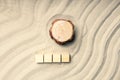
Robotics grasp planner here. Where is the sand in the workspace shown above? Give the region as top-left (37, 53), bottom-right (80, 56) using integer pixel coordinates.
top-left (0, 0), bottom-right (120, 80)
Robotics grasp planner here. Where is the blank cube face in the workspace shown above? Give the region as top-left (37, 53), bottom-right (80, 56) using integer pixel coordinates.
top-left (53, 54), bottom-right (61, 62)
top-left (35, 53), bottom-right (43, 63)
top-left (44, 54), bottom-right (52, 63)
top-left (62, 54), bottom-right (70, 62)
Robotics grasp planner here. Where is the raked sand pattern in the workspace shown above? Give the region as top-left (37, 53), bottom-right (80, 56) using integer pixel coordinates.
top-left (0, 0), bottom-right (120, 80)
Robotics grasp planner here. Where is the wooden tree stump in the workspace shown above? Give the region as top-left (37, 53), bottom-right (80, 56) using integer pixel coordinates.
top-left (49, 19), bottom-right (75, 45)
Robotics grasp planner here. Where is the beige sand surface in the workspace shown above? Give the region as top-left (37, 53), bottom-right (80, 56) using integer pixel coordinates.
top-left (0, 0), bottom-right (120, 80)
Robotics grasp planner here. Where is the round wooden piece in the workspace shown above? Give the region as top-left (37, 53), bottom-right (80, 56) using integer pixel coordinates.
top-left (49, 19), bottom-right (74, 45)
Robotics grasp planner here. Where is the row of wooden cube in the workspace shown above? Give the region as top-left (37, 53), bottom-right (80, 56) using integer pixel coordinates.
top-left (35, 53), bottom-right (70, 63)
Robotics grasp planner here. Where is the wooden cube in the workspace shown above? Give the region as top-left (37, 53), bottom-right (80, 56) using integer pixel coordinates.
top-left (35, 53), bottom-right (43, 63)
top-left (61, 54), bottom-right (70, 62)
top-left (53, 54), bottom-right (61, 62)
top-left (44, 54), bottom-right (52, 63)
